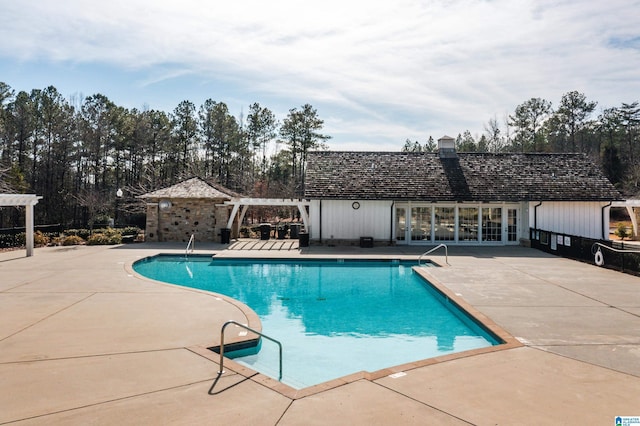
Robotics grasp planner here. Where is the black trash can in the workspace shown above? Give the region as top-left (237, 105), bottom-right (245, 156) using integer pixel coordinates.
top-left (220, 228), bottom-right (231, 244)
top-left (259, 223), bottom-right (271, 240)
top-left (289, 223), bottom-right (301, 239)
top-left (277, 226), bottom-right (287, 239)
top-left (359, 236), bottom-right (374, 248)
top-left (299, 232), bottom-right (309, 247)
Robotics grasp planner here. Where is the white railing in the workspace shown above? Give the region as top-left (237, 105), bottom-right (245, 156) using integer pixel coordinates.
top-left (185, 234), bottom-right (195, 257)
top-left (418, 244), bottom-right (449, 266)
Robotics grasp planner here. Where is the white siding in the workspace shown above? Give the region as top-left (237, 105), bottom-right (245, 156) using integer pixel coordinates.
top-left (529, 201), bottom-right (608, 239)
top-left (520, 202), bottom-right (530, 240)
top-left (310, 200), bottom-right (393, 241)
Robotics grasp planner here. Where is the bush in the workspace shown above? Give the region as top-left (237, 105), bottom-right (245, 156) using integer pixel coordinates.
top-left (0, 233), bottom-right (19, 248)
top-left (64, 229), bottom-right (91, 240)
top-left (120, 226), bottom-right (141, 236)
top-left (87, 228), bottom-right (122, 245)
top-left (34, 231), bottom-right (50, 247)
top-left (615, 223), bottom-right (630, 241)
top-left (62, 235), bottom-right (85, 246)
top-left (14, 232), bottom-right (26, 246)
top-left (42, 232), bottom-right (60, 246)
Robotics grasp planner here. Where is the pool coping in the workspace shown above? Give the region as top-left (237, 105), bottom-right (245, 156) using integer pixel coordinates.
top-left (130, 254), bottom-right (522, 400)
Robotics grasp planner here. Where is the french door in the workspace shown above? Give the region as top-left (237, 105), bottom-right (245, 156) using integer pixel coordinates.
top-left (395, 203), bottom-right (519, 245)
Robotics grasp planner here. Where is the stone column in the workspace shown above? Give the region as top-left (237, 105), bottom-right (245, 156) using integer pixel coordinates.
top-left (145, 203), bottom-right (159, 242)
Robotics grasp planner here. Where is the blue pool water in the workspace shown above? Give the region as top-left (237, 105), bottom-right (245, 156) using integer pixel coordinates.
top-left (133, 256), bottom-right (500, 388)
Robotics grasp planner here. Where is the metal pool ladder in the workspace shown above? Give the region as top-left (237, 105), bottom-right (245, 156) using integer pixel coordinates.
top-left (185, 234), bottom-right (195, 257)
top-left (217, 320), bottom-right (283, 381)
top-left (418, 244), bottom-right (449, 266)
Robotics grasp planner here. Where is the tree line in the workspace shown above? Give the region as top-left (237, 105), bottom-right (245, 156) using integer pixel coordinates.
top-left (1, 83), bottom-right (636, 229)
top-left (0, 82), bottom-right (330, 228)
top-left (403, 91), bottom-right (638, 195)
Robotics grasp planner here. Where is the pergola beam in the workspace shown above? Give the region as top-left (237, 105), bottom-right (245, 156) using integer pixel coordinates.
top-left (612, 200), bottom-right (640, 237)
top-left (222, 198), bottom-right (311, 233)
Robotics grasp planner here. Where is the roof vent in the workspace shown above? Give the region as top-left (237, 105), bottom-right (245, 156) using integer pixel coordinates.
top-left (438, 135), bottom-right (457, 158)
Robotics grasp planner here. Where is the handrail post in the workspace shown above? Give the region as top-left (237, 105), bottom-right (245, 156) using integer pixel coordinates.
top-left (217, 320), bottom-right (283, 381)
top-left (418, 244), bottom-right (449, 265)
top-left (185, 234), bottom-right (195, 257)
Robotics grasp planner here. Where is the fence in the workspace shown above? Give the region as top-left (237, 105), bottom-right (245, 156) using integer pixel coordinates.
top-left (530, 228), bottom-right (640, 275)
top-left (0, 224), bottom-right (63, 248)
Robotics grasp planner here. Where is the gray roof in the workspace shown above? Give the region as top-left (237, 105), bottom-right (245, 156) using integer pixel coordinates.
top-left (138, 177), bottom-right (235, 200)
top-left (304, 151), bottom-right (622, 202)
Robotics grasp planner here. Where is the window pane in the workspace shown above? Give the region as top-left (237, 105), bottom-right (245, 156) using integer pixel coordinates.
top-left (411, 207), bottom-right (431, 241)
top-left (482, 207), bottom-right (502, 241)
top-left (458, 207), bottom-right (479, 241)
top-left (434, 207), bottom-right (455, 241)
top-left (395, 208), bottom-right (406, 241)
top-left (508, 209), bottom-right (517, 242)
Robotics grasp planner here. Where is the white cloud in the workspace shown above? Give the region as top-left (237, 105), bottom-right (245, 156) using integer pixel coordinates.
top-left (1, 0), bottom-right (639, 149)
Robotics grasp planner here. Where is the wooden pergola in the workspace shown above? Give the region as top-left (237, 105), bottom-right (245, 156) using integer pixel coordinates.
top-left (613, 200), bottom-right (640, 237)
top-left (221, 198), bottom-right (311, 232)
top-left (0, 194), bottom-right (43, 256)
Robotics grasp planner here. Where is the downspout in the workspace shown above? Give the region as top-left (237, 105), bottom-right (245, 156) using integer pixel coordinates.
top-left (533, 202), bottom-right (542, 238)
top-left (390, 201), bottom-right (395, 245)
top-left (318, 200), bottom-right (322, 242)
top-left (602, 202), bottom-right (612, 240)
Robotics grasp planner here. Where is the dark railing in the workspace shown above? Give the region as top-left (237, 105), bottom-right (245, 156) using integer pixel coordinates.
top-left (0, 224), bottom-right (62, 235)
top-left (530, 228), bottom-right (640, 275)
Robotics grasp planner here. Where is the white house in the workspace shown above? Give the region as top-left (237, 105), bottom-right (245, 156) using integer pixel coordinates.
top-left (303, 136), bottom-right (622, 247)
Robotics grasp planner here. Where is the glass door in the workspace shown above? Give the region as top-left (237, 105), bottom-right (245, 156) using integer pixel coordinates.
top-left (411, 207), bottom-right (431, 242)
top-left (458, 207), bottom-right (479, 242)
top-left (507, 208), bottom-right (518, 242)
top-left (482, 207), bottom-right (502, 242)
top-left (434, 207), bottom-right (455, 241)
top-left (395, 206), bottom-right (408, 244)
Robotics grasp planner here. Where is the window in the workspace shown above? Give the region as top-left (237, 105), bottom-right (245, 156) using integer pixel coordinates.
top-left (434, 207), bottom-right (455, 241)
top-left (411, 207), bottom-right (431, 241)
top-left (507, 209), bottom-right (518, 242)
top-left (458, 207), bottom-right (479, 241)
top-left (395, 208), bottom-right (406, 241)
top-left (482, 207), bottom-right (502, 241)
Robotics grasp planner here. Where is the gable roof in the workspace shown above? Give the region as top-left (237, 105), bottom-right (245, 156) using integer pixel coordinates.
top-left (304, 151), bottom-right (622, 202)
top-left (138, 177), bottom-right (236, 200)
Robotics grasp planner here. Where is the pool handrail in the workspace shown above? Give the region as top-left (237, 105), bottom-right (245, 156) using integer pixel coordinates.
top-left (418, 244), bottom-right (449, 266)
top-left (591, 241), bottom-right (640, 270)
top-left (591, 241), bottom-right (640, 254)
top-left (185, 234), bottom-right (194, 257)
top-left (217, 320), bottom-right (283, 381)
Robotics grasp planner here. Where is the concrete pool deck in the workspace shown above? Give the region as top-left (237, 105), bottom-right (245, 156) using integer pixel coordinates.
top-left (1, 243), bottom-right (639, 424)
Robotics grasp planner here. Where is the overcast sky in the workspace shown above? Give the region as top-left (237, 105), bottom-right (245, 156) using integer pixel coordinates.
top-left (1, 0), bottom-right (639, 151)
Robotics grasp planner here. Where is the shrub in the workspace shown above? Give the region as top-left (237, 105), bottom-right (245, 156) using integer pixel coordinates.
top-left (120, 226), bottom-right (141, 236)
top-left (87, 228), bottom-right (122, 245)
top-left (42, 232), bottom-right (60, 245)
top-left (615, 223), bottom-right (630, 241)
top-left (0, 233), bottom-right (18, 248)
top-left (34, 231), bottom-right (50, 247)
top-left (64, 229), bottom-right (91, 240)
top-left (14, 232), bottom-right (26, 246)
top-left (62, 235), bottom-right (85, 246)
top-left (50, 236), bottom-right (64, 246)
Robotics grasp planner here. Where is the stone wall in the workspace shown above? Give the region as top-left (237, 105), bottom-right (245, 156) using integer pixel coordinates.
top-left (144, 198), bottom-right (230, 243)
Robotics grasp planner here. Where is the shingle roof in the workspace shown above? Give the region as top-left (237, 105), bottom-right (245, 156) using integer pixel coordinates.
top-left (138, 177), bottom-right (235, 200)
top-left (304, 151), bottom-right (623, 202)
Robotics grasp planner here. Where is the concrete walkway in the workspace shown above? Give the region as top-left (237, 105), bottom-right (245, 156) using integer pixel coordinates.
top-left (1, 243), bottom-right (639, 425)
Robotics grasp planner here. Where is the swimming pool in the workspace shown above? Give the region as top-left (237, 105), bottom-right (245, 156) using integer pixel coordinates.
top-left (133, 256), bottom-right (501, 389)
